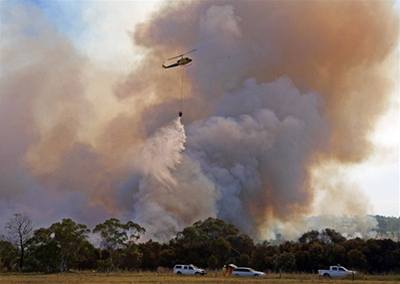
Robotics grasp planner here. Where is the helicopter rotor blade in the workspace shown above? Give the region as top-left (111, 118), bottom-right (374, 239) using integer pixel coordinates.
top-left (167, 48), bottom-right (197, 60)
top-left (167, 54), bottom-right (183, 60)
top-left (183, 48), bottom-right (197, 55)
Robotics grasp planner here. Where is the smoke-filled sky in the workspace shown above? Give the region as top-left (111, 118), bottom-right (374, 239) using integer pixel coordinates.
top-left (0, 0), bottom-right (399, 240)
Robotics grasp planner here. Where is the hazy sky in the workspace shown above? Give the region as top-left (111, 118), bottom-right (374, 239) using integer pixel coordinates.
top-left (6, 0), bottom-right (400, 217)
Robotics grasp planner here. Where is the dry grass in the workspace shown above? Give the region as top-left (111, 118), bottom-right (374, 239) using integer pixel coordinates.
top-left (0, 272), bottom-right (399, 284)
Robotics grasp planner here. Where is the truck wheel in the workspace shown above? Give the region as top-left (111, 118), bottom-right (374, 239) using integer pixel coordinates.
top-left (195, 272), bottom-right (200, 275)
top-left (323, 273), bottom-right (331, 278)
top-left (177, 272), bottom-right (182, 275)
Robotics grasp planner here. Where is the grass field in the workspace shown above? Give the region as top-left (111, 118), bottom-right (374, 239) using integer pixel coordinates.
top-left (1, 272), bottom-right (399, 284)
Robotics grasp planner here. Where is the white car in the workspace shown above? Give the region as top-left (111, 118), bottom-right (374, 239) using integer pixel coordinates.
top-left (173, 264), bottom-right (206, 275)
top-left (318, 265), bottom-right (355, 278)
top-left (232, 267), bottom-right (265, 277)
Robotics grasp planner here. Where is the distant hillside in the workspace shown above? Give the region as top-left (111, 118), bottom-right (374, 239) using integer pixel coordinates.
top-left (299, 215), bottom-right (399, 241)
top-left (373, 215), bottom-right (400, 239)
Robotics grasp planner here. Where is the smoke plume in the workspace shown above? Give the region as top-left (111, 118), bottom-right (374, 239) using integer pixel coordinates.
top-left (0, 1), bottom-right (398, 239)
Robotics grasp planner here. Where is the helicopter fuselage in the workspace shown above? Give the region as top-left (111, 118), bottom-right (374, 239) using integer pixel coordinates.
top-left (163, 56), bottom-right (192, 69)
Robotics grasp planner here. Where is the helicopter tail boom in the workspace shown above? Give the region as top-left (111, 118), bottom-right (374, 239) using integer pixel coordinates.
top-left (162, 62), bottom-right (180, 69)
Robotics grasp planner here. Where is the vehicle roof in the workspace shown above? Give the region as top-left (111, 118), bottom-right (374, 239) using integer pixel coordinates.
top-left (227, 264), bottom-right (237, 268)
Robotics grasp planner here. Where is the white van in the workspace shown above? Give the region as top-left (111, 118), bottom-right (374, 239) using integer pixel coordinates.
top-left (173, 264), bottom-right (206, 275)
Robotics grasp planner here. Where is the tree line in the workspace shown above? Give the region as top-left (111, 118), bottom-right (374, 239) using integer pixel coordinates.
top-left (0, 214), bottom-right (399, 273)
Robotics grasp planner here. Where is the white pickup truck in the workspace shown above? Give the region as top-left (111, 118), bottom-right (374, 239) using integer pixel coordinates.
top-left (318, 265), bottom-right (355, 278)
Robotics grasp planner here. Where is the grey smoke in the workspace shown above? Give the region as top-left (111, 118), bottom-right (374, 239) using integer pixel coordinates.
top-left (0, 1), bottom-right (397, 241)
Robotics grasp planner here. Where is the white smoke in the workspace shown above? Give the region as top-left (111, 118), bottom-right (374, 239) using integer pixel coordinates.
top-left (129, 118), bottom-right (186, 187)
top-left (128, 118), bottom-right (218, 240)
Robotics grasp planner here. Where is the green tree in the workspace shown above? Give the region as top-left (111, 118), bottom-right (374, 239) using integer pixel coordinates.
top-left (207, 254), bottom-right (218, 269)
top-left (172, 218), bottom-right (248, 267)
top-left (347, 249), bottom-right (367, 271)
top-left (49, 218), bottom-right (90, 271)
top-left (119, 244), bottom-right (141, 270)
top-left (193, 218), bottom-right (239, 239)
top-left (139, 240), bottom-right (161, 270)
top-left (273, 252), bottom-right (296, 272)
top-left (93, 218), bottom-right (145, 270)
top-left (327, 243), bottom-right (346, 266)
top-left (25, 219), bottom-right (91, 272)
top-left (0, 240), bottom-right (18, 271)
top-left (250, 242), bottom-right (268, 270)
top-left (75, 239), bottom-right (99, 270)
top-left (159, 248), bottom-right (175, 268)
top-left (93, 218), bottom-right (145, 250)
top-left (25, 228), bottom-right (62, 272)
top-left (295, 249), bottom-right (311, 272)
top-left (308, 242), bottom-right (326, 269)
top-left (363, 239), bottom-right (384, 272)
top-left (299, 230), bottom-right (319, 244)
top-left (227, 234), bottom-right (254, 257)
top-left (238, 253), bottom-right (250, 267)
top-left (212, 237), bottom-right (231, 266)
top-left (321, 229), bottom-right (346, 244)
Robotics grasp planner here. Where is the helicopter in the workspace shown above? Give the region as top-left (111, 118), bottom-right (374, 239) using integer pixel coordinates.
top-left (162, 49), bottom-right (196, 69)
top-left (162, 49), bottom-right (196, 117)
